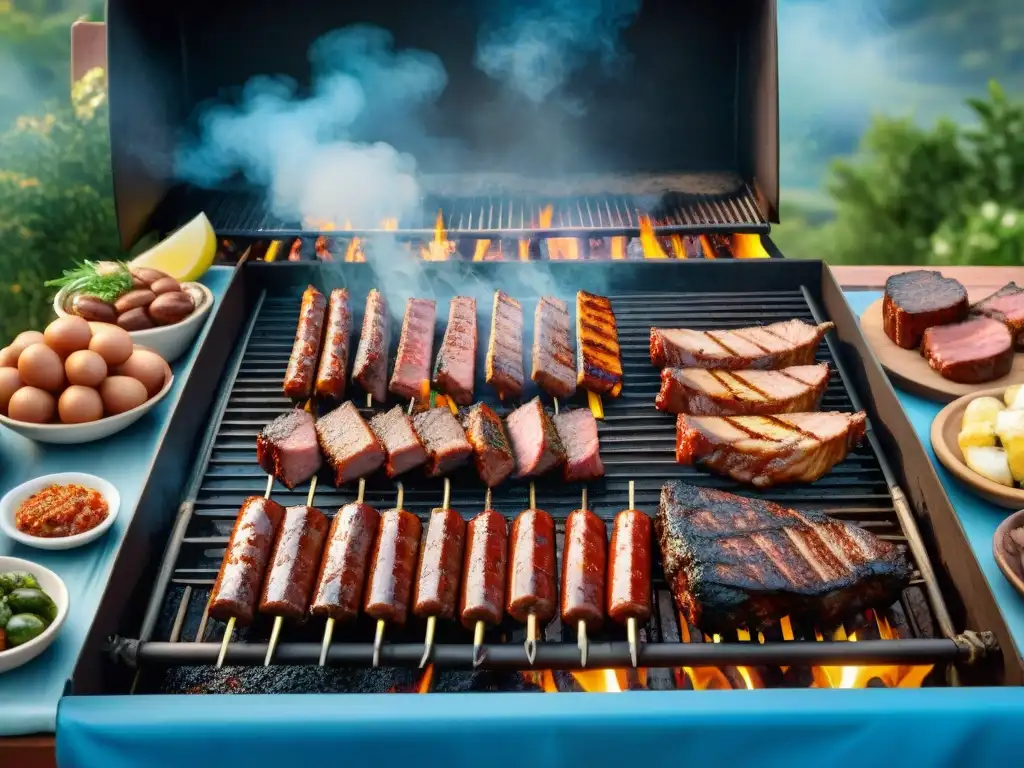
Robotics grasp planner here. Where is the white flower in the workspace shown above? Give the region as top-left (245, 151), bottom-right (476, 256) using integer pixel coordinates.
top-left (1001, 211), bottom-right (1018, 229)
top-left (981, 201), bottom-right (1000, 220)
top-left (932, 237), bottom-right (952, 257)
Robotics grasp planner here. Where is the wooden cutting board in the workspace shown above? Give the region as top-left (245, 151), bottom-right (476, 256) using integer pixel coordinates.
top-left (860, 296), bottom-right (1024, 403)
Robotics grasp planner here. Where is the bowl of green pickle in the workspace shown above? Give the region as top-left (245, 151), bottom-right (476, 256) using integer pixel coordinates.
top-left (0, 556), bottom-right (69, 673)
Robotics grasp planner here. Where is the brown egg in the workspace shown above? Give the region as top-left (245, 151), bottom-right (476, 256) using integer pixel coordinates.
top-left (116, 349), bottom-right (170, 397)
top-left (0, 346), bottom-right (18, 368)
top-left (9, 330), bottom-right (44, 358)
top-left (7, 386), bottom-right (56, 423)
top-left (44, 316), bottom-right (93, 358)
top-left (58, 385), bottom-right (104, 424)
top-left (17, 343), bottom-right (65, 392)
top-left (89, 326), bottom-right (133, 366)
top-left (0, 367), bottom-right (22, 415)
top-left (65, 349), bottom-right (108, 387)
top-left (100, 376), bottom-right (148, 415)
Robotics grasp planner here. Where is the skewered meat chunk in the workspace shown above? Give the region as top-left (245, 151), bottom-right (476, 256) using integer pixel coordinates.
top-left (369, 406), bottom-right (428, 478)
top-left (655, 363), bottom-right (830, 416)
top-left (315, 401), bottom-right (385, 485)
top-left (283, 285), bottom-right (327, 399)
top-left (413, 407), bottom-right (473, 477)
top-left (314, 288), bottom-right (352, 399)
top-left (256, 409), bottom-right (322, 489)
top-left (506, 397), bottom-right (566, 478)
top-left (259, 505), bottom-right (330, 621)
top-left (461, 402), bottom-right (515, 487)
top-left (390, 298), bottom-right (437, 400)
top-left (560, 508), bottom-right (606, 630)
top-left (485, 290), bottom-right (525, 399)
top-left (352, 289), bottom-right (390, 404)
top-left (676, 411), bottom-right (867, 487)
top-left (650, 319), bottom-right (834, 370)
top-left (656, 481), bottom-right (912, 633)
top-left (882, 270), bottom-right (968, 349)
top-left (607, 509), bottom-right (652, 626)
top-left (433, 297), bottom-right (477, 405)
top-left (921, 316), bottom-right (1014, 384)
top-left (553, 408), bottom-right (604, 482)
top-left (576, 290), bottom-right (622, 396)
top-left (973, 281), bottom-right (1024, 344)
top-left (532, 296), bottom-right (576, 399)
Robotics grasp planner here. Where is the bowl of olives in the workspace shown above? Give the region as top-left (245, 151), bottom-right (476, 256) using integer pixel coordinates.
top-left (0, 557), bottom-right (69, 673)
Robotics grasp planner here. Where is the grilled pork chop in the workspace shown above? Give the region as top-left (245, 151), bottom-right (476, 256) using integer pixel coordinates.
top-left (656, 481), bottom-right (912, 633)
top-left (577, 290), bottom-right (622, 396)
top-left (256, 409), bottom-right (322, 489)
top-left (920, 315), bottom-right (1014, 384)
top-left (655, 363), bottom-right (830, 416)
top-left (882, 270), bottom-right (968, 349)
top-left (650, 319), bottom-right (834, 370)
top-left (972, 281), bottom-right (1024, 345)
top-left (676, 411), bottom-right (867, 487)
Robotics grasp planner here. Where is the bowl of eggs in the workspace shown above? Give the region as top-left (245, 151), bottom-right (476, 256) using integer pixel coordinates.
top-left (0, 317), bottom-right (174, 444)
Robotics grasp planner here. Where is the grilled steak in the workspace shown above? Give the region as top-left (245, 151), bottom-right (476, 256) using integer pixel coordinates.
top-left (973, 282), bottom-right (1024, 345)
top-left (882, 270), bottom-right (968, 349)
top-left (256, 409), bottom-right (322, 489)
top-left (553, 408), bottom-right (604, 482)
top-left (506, 397), bottom-right (566, 478)
top-left (576, 290), bottom-right (622, 396)
top-left (485, 290), bottom-right (525, 399)
top-left (920, 316), bottom-right (1014, 384)
top-left (315, 401), bottom-right (385, 485)
top-left (390, 298), bottom-right (437, 400)
top-left (532, 296), bottom-right (576, 399)
top-left (370, 405), bottom-right (428, 478)
top-left (352, 289), bottom-right (390, 404)
top-left (461, 402), bottom-right (516, 487)
top-left (651, 319), bottom-right (834, 370)
top-left (413, 407), bottom-right (473, 477)
top-left (676, 411), bottom-right (867, 487)
top-left (656, 481), bottom-right (912, 633)
top-left (656, 363), bottom-right (830, 416)
top-left (433, 297), bottom-right (477, 405)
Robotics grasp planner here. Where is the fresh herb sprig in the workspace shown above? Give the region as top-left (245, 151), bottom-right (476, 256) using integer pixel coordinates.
top-left (45, 260), bottom-right (133, 303)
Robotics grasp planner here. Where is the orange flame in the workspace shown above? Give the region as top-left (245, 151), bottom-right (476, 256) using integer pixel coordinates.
top-left (518, 240), bottom-right (530, 262)
top-left (638, 217), bottom-right (668, 259)
top-left (522, 670), bottom-right (559, 692)
top-left (699, 235), bottom-right (717, 260)
top-left (732, 234), bottom-right (769, 259)
top-left (536, 205), bottom-right (579, 260)
top-left (669, 235), bottom-right (687, 259)
top-left (381, 218), bottom-right (397, 231)
top-left (421, 210), bottom-right (455, 261)
top-left (417, 665), bottom-right (434, 693)
top-left (344, 238), bottom-right (365, 263)
top-left (315, 235), bottom-right (333, 262)
top-left (473, 240), bottom-right (490, 262)
top-left (610, 237), bottom-right (626, 260)
top-left (288, 238), bottom-right (302, 261)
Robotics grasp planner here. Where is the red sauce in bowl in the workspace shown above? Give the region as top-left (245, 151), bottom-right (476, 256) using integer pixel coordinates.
top-left (15, 483), bottom-right (109, 538)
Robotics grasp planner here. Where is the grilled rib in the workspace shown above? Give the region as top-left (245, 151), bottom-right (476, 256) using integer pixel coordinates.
top-left (576, 290), bottom-right (622, 396)
top-left (390, 298), bottom-right (437, 400)
top-left (655, 363), bottom-right (831, 416)
top-left (656, 481), bottom-right (912, 633)
top-left (352, 289), bottom-right (390, 404)
top-left (650, 319), bottom-right (834, 370)
top-left (675, 411), bottom-right (867, 487)
top-left (485, 290), bottom-right (525, 399)
top-left (532, 296), bottom-right (576, 399)
top-left (433, 296), bottom-right (477, 405)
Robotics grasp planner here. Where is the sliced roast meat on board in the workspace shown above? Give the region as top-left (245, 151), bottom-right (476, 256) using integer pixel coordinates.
top-left (506, 397), bottom-right (566, 478)
top-left (433, 296), bottom-right (477, 405)
top-left (650, 319), bottom-right (834, 370)
top-left (351, 289), bottom-right (390, 405)
top-left (532, 296), bottom-right (577, 399)
top-left (485, 290), bottom-right (525, 400)
top-left (315, 401), bottom-right (386, 485)
top-left (256, 409), bottom-right (322, 489)
top-left (461, 402), bottom-right (516, 488)
top-left (655, 363), bottom-right (830, 416)
top-left (920, 315), bottom-right (1014, 384)
top-left (972, 281), bottom-right (1024, 346)
top-left (370, 405), bottom-right (428, 478)
top-left (413, 407), bottom-right (473, 477)
top-left (576, 290), bottom-right (622, 396)
top-left (390, 298), bottom-right (437, 400)
top-left (882, 270), bottom-right (968, 349)
top-left (553, 408), bottom-right (604, 482)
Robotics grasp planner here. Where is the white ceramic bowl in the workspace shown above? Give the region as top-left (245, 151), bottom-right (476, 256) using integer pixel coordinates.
top-left (0, 473), bottom-right (120, 550)
top-left (0, 555), bottom-right (70, 673)
top-left (0, 369), bottom-right (173, 445)
top-left (53, 281), bottom-right (213, 363)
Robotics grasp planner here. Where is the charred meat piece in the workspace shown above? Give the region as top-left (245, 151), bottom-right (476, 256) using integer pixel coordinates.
top-left (283, 285), bottom-right (327, 399)
top-left (651, 319), bottom-right (834, 371)
top-left (532, 296), bottom-right (576, 399)
top-left (369, 405), bottom-right (428, 478)
top-left (433, 297), bottom-right (477, 405)
top-left (921, 316), bottom-right (1014, 384)
top-left (553, 408), bottom-right (604, 482)
top-left (576, 290), bottom-right (622, 396)
top-left (655, 363), bottom-right (830, 416)
top-left (676, 411), bottom-right (867, 487)
top-left (352, 289), bottom-right (390, 404)
top-left (461, 402), bottom-right (515, 487)
top-left (972, 282), bottom-right (1024, 344)
top-left (314, 288), bottom-right (352, 400)
top-left (882, 270), bottom-right (968, 349)
top-left (656, 481), bottom-right (912, 633)
top-left (315, 401), bottom-right (386, 485)
top-left (485, 290), bottom-right (525, 399)
top-left (390, 298), bottom-right (437, 400)
top-left (413, 407), bottom-right (473, 477)
top-left (506, 397), bottom-right (566, 478)
top-left (256, 409), bottom-right (322, 490)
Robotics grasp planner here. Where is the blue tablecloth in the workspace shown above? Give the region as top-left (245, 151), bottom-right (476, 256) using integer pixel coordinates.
top-left (0, 266), bottom-right (233, 736)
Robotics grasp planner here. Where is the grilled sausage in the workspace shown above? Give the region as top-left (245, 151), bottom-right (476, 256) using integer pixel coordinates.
top-left (310, 503), bottom-right (380, 621)
top-left (314, 288), bottom-right (352, 400)
top-left (607, 509), bottom-right (652, 625)
top-left (460, 509), bottom-right (508, 629)
top-left (560, 508), bottom-right (607, 630)
top-left (209, 497), bottom-right (287, 625)
top-left (364, 508), bottom-right (422, 626)
top-left (283, 285), bottom-right (327, 399)
top-left (413, 507), bottom-right (466, 620)
top-left (506, 508), bottom-right (557, 624)
top-left (259, 505), bottom-right (329, 621)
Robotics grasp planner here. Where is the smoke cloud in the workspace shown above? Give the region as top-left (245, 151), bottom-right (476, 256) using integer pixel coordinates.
top-left (474, 0), bottom-right (641, 105)
top-left (175, 25), bottom-right (447, 226)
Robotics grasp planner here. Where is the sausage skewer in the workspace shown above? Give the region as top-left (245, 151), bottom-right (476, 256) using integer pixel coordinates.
top-left (461, 487), bottom-right (508, 667)
top-left (413, 477), bottom-right (466, 668)
top-left (508, 482), bottom-right (557, 665)
top-left (561, 487), bottom-right (606, 667)
top-left (608, 480), bottom-right (652, 668)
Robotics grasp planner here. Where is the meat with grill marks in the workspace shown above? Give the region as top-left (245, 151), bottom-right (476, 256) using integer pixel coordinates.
top-left (576, 290), bottom-right (622, 396)
top-left (656, 363), bottom-right (830, 416)
top-left (433, 297), bottom-right (477, 405)
top-left (676, 411), bottom-right (867, 487)
top-left (532, 296), bottom-right (576, 399)
top-left (315, 401), bottom-right (386, 485)
top-left (352, 289), bottom-right (390, 404)
top-left (486, 290), bottom-right (525, 399)
top-left (650, 319), bottom-right (834, 370)
top-left (656, 481), bottom-right (912, 633)
top-left (461, 402), bottom-right (515, 487)
top-left (390, 298), bottom-right (437, 400)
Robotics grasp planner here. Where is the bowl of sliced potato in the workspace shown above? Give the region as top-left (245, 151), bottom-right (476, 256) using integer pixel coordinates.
top-left (932, 384), bottom-right (1024, 509)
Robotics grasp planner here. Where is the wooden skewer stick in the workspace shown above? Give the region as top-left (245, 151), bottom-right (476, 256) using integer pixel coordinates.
top-left (578, 486), bottom-right (589, 668)
top-left (419, 478), bottom-right (451, 668)
top-left (525, 482), bottom-right (539, 665)
top-left (472, 486), bottom-right (494, 668)
top-left (553, 397), bottom-right (560, 415)
top-left (373, 482), bottom-right (404, 668)
top-left (319, 477), bottom-right (367, 667)
top-left (627, 480), bottom-right (638, 668)
top-left (366, 392), bottom-right (373, 409)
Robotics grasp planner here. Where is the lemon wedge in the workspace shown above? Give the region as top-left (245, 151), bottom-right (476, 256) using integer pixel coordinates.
top-left (131, 212), bottom-right (216, 282)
